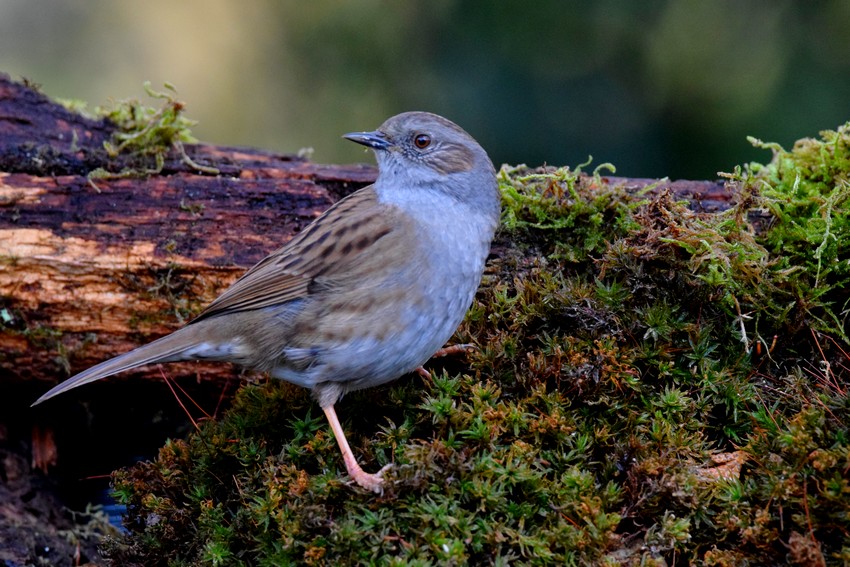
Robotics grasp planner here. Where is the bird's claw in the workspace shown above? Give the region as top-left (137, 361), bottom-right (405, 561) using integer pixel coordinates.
top-left (351, 463), bottom-right (392, 493)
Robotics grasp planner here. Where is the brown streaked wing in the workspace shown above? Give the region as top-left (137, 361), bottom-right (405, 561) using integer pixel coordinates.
top-left (190, 186), bottom-right (398, 322)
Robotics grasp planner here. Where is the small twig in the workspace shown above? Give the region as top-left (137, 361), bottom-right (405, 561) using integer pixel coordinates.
top-left (159, 366), bottom-right (200, 430)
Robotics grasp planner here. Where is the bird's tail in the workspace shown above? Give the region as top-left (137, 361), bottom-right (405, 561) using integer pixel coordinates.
top-left (32, 325), bottom-right (211, 406)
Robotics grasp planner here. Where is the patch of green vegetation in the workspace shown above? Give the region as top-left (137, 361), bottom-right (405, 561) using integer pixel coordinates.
top-left (56, 97), bottom-right (98, 120)
top-left (730, 126), bottom-right (850, 342)
top-left (86, 82), bottom-right (219, 189)
top-left (105, 123), bottom-right (850, 565)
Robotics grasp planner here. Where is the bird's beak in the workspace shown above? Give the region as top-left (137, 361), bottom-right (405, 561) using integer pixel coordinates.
top-left (343, 130), bottom-right (392, 150)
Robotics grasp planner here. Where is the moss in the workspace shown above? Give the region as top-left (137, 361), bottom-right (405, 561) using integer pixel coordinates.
top-left (86, 82), bottom-right (219, 189)
top-left (104, 123), bottom-right (850, 565)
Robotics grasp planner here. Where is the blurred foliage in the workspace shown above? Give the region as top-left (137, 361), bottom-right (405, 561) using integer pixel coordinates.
top-left (1, 0), bottom-right (849, 178)
top-left (105, 123), bottom-right (849, 565)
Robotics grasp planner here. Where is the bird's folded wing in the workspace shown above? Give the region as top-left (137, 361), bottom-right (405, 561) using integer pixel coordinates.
top-left (191, 186), bottom-right (405, 322)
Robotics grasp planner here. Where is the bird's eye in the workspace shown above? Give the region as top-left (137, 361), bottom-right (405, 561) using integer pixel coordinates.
top-left (413, 133), bottom-right (431, 149)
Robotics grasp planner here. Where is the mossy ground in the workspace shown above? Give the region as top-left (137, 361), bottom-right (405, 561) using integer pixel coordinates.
top-left (105, 124), bottom-right (850, 566)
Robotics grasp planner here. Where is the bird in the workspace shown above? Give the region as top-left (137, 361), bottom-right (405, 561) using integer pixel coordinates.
top-left (33, 111), bottom-right (501, 492)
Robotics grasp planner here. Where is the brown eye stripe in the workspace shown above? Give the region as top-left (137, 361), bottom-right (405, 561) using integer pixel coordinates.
top-left (431, 142), bottom-right (475, 174)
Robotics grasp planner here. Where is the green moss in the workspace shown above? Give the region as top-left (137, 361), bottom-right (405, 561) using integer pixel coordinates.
top-left (500, 160), bottom-right (633, 263)
top-left (86, 82), bottom-right (219, 189)
top-left (104, 123), bottom-right (850, 565)
top-left (56, 97), bottom-right (99, 120)
top-left (730, 126), bottom-right (850, 341)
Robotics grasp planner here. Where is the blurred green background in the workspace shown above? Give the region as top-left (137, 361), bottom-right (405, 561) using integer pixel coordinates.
top-left (1, 0), bottom-right (848, 179)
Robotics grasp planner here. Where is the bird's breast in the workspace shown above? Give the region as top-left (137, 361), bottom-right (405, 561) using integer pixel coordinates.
top-left (274, 190), bottom-right (496, 393)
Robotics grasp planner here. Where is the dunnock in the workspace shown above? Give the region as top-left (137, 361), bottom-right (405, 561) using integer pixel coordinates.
top-left (33, 111), bottom-right (500, 492)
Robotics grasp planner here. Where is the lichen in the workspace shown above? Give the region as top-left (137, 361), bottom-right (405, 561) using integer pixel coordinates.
top-left (104, 123), bottom-right (850, 565)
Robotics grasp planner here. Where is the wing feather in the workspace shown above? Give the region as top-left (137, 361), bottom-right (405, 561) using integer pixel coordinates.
top-left (191, 186), bottom-right (401, 323)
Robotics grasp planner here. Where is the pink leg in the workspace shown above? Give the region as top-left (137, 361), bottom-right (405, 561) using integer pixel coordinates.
top-left (323, 405), bottom-right (388, 493)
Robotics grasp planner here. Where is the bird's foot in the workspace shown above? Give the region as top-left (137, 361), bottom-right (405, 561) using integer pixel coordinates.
top-left (350, 463), bottom-right (392, 493)
top-left (432, 343), bottom-right (478, 359)
top-left (416, 343), bottom-right (479, 381)
top-left (415, 365), bottom-right (432, 381)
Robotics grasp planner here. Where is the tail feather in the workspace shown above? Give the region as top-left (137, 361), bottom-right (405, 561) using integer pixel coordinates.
top-left (32, 326), bottom-right (207, 406)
